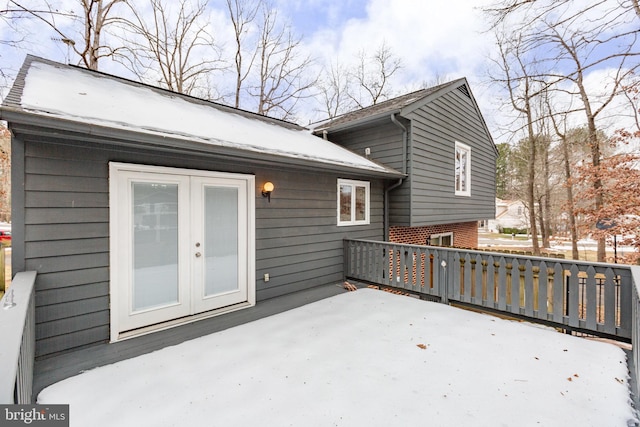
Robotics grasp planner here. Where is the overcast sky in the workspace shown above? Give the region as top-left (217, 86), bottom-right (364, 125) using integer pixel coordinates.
top-left (0, 0), bottom-right (637, 144)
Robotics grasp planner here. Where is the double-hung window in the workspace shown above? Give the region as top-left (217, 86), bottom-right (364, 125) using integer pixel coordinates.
top-left (455, 142), bottom-right (471, 196)
top-left (337, 179), bottom-right (370, 226)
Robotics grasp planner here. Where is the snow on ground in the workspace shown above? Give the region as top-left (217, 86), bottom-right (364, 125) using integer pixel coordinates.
top-left (478, 234), bottom-right (636, 253)
top-left (38, 289), bottom-right (637, 427)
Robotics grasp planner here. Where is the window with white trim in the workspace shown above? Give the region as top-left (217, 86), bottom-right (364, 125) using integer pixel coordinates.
top-left (455, 142), bottom-right (471, 196)
top-left (429, 232), bottom-right (453, 247)
top-left (337, 179), bottom-right (370, 226)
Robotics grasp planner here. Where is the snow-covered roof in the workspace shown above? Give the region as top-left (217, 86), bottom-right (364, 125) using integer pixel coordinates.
top-left (1, 56), bottom-right (402, 178)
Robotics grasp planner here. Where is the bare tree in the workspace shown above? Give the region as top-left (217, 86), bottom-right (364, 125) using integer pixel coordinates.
top-left (316, 60), bottom-right (353, 119)
top-left (490, 30), bottom-right (545, 254)
top-left (348, 41), bottom-right (402, 108)
top-left (484, 0), bottom-right (640, 261)
top-left (225, 0), bottom-right (259, 109)
top-left (119, 0), bottom-right (224, 97)
top-left (484, 0), bottom-right (640, 30)
top-left (547, 106), bottom-right (580, 259)
top-left (544, 24), bottom-right (637, 260)
top-left (535, 133), bottom-right (552, 248)
top-left (5, 0), bottom-right (124, 70)
top-left (249, 4), bottom-right (316, 120)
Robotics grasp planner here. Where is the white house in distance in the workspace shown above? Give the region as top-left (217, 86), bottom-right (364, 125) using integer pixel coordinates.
top-left (480, 198), bottom-right (529, 233)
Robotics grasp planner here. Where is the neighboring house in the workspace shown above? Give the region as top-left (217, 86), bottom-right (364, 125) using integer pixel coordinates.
top-left (313, 79), bottom-right (497, 248)
top-left (0, 56), bottom-right (404, 357)
top-left (480, 198), bottom-right (529, 233)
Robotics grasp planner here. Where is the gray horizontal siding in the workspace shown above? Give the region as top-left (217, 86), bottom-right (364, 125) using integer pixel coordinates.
top-left (324, 90), bottom-right (496, 228)
top-left (18, 134), bottom-right (386, 357)
top-left (26, 191), bottom-right (109, 208)
top-left (37, 311), bottom-right (110, 341)
top-left (253, 167), bottom-right (384, 300)
top-left (35, 268), bottom-right (110, 291)
top-left (405, 87), bottom-right (496, 226)
top-left (36, 326), bottom-right (110, 357)
top-left (26, 223), bottom-right (109, 241)
top-left (326, 120), bottom-right (405, 172)
top-left (36, 282), bottom-right (109, 306)
top-left (26, 238), bottom-right (109, 258)
top-left (327, 120), bottom-right (411, 225)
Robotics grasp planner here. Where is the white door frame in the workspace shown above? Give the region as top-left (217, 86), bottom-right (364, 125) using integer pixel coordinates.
top-left (109, 162), bottom-right (255, 342)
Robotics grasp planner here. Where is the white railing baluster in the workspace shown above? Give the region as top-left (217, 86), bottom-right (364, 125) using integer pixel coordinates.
top-left (0, 271), bottom-right (37, 404)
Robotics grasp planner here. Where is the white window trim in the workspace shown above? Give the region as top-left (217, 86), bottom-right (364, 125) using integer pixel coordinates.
top-left (455, 141), bottom-right (471, 197)
top-left (430, 232), bottom-right (453, 247)
top-left (337, 179), bottom-right (370, 226)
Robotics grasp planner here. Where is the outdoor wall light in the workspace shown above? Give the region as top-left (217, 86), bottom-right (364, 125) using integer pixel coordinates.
top-left (262, 181), bottom-right (275, 202)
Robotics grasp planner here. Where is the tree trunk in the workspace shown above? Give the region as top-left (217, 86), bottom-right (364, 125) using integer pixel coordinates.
top-left (587, 117), bottom-right (606, 261)
top-left (542, 139), bottom-right (551, 248)
top-left (526, 112), bottom-right (540, 255)
top-left (537, 195), bottom-right (547, 248)
top-left (561, 137), bottom-right (580, 259)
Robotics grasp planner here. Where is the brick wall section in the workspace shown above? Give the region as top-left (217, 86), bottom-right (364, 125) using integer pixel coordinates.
top-left (389, 221), bottom-right (479, 248)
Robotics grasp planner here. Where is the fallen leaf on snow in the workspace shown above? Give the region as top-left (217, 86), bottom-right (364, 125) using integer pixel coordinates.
top-left (343, 281), bottom-right (358, 292)
top-left (417, 344), bottom-right (427, 350)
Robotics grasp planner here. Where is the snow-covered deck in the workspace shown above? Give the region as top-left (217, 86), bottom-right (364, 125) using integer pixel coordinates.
top-left (37, 288), bottom-right (636, 426)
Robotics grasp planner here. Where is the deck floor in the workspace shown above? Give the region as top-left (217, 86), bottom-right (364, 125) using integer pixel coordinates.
top-left (36, 287), bottom-right (637, 426)
top-left (33, 283), bottom-right (347, 399)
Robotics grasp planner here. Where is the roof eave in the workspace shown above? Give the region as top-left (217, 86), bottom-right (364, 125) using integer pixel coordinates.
top-left (1, 107), bottom-right (405, 180)
top-left (312, 109), bottom-right (402, 135)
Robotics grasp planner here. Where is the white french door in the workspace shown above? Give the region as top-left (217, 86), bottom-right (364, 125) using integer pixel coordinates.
top-left (109, 163), bottom-right (255, 339)
top-left (191, 177), bottom-right (249, 313)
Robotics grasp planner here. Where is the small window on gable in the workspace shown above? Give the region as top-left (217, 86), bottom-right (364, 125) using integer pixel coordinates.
top-left (338, 179), bottom-right (370, 226)
top-left (455, 142), bottom-right (471, 196)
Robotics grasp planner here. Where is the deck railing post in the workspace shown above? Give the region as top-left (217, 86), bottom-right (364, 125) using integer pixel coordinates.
top-left (440, 254), bottom-right (449, 305)
top-left (342, 239), bottom-right (347, 281)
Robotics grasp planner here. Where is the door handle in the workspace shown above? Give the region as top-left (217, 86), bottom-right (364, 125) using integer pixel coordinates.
top-left (195, 252), bottom-right (202, 258)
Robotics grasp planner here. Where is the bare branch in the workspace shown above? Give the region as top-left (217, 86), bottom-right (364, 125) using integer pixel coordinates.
top-left (348, 40), bottom-right (402, 108)
top-left (248, 4), bottom-right (316, 120)
top-left (226, 0), bottom-right (259, 109)
top-left (118, 0), bottom-right (225, 97)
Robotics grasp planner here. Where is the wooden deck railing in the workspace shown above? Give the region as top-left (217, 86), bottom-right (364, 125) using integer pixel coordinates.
top-left (344, 239), bottom-right (633, 341)
top-left (0, 271), bottom-right (37, 403)
top-left (345, 239), bottom-right (640, 406)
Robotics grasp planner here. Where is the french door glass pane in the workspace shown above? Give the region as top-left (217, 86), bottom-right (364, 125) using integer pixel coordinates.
top-left (204, 186), bottom-right (239, 296)
top-left (132, 182), bottom-right (179, 311)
